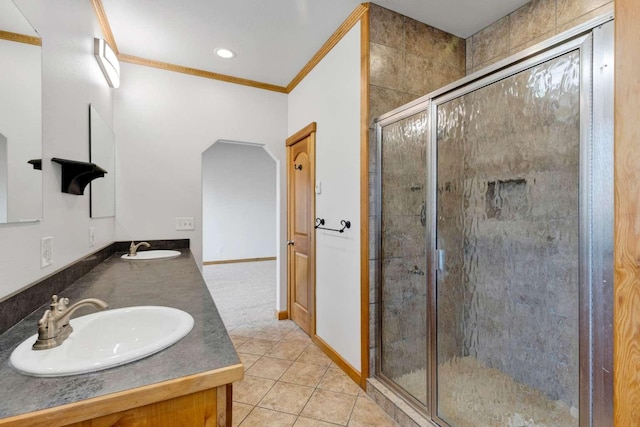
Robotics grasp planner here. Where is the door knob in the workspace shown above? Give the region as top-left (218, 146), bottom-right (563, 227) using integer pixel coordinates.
top-left (287, 240), bottom-right (294, 246)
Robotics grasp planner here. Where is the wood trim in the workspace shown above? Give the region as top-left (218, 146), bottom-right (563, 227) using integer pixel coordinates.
top-left (309, 131), bottom-right (317, 338)
top-left (0, 30), bottom-right (41, 46)
top-left (286, 140), bottom-right (292, 328)
top-left (275, 310), bottom-right (289, 320)
top-left (215, 384), bottom-right (230, 427)
top-left (225, 384), bottom-right (233, 427)
top-left (64, 388), bottom-right (218, 427)
top-left (312, 334), bottom-right (362, 386)
top-left (118, 54), bottom-right (288, 93)
top-left (90, 0), bottom-right (119, 54)
top-left (286, 122), bottom-right (317, 146)
top-left (203, 257), bottom-right (276, 265)
top-left (0, 364), bottom-right (243, 427)
top-left (286, 3), bottom-right (369, 93)
top-left (359, 5), bottom-right (371, 390)
top-left (614, 1), bottom-right (640, 425)
top-left (286, 123), bottom-right (317, 337)
top-left (89, 0), bottom-right (286, 93)
top-left (88, 2), bottom-right (368, 95)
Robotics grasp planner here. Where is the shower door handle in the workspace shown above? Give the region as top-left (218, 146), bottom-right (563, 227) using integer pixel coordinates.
top-left (436, 249), bottom-right (446, 272)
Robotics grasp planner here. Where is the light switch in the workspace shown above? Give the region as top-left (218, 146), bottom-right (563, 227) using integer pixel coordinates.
top-left (315, 181), bottom-right (322, 194)
top-left (176, 217), bottom-right (195, 231)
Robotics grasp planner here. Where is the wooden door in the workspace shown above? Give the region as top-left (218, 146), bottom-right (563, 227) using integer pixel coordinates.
top-left (286, 123), bottom-right (316, 336)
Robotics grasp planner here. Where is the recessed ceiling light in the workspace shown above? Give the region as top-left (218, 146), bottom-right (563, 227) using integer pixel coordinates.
top-left (214, 48), bottom-right (236, 59)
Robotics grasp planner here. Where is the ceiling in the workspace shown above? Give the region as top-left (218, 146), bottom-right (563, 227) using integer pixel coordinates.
top-left (0, 0), bottom-right (38, 36)
top-left (101, 0), bottom-right (531, 88)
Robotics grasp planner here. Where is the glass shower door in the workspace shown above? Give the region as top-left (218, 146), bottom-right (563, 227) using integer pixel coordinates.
top-left (433, 49), bottom-right (583, 426)
top-left (379, 110), bottom-right (429, 407)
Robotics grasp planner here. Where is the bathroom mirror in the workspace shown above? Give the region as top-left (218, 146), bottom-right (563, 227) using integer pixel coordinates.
top-left (89, 104), bottom-right (115, 218)
top-left (0, 0), bottom-right (42, 223)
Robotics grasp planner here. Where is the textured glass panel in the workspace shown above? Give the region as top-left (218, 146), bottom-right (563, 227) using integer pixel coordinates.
top-left (435, 51), bottom-right (581, 426)
top-left (380, 110), bottom-right (428, 405)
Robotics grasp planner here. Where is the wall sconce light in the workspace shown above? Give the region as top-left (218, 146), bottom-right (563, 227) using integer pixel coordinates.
top-left (94, 38), bottom-right (120, 88)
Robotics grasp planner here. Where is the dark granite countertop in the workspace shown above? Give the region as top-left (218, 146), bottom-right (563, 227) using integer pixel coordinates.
top-left (0, 250), bottom-right (240, 420)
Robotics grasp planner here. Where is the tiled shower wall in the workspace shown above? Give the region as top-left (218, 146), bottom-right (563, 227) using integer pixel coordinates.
top-left (466, 0), bottom-right (614, 73)
top-left (367, 2), bottom-right (465, 384)
top-left (368, 4), bottom-right (465, 122)
top-left (366, 0), bottom-right (614, 424)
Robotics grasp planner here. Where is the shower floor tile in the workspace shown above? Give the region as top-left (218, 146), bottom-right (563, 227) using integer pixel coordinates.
top-left (396, 358), bottom-right (579, 427)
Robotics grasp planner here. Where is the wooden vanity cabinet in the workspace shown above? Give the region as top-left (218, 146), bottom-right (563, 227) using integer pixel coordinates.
top-left (0, 365), bottom-right (242, 427)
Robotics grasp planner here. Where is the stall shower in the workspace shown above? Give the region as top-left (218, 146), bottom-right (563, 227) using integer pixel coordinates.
top-left (374, 20), bottom-right (613, 427)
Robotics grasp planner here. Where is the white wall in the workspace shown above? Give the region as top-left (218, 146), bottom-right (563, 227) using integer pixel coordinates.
top-left (114, 63), bottom-right (288, 306)
top-left (0, 135), bottom-right (6, 222)
top-left (89, 105), bottom-right (116, 218)
top-left (0, 0), bottom-right (116, 300)
top-left (202, 142), bottom-right (276, 262)
top-left (288, 23), bottom-right (362, 372)
top-left (0, 3), bottom-right (363, 375)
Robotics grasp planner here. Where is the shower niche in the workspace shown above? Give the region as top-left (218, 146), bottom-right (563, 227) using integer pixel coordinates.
top-left (374, 20), bottom-right (613, 427)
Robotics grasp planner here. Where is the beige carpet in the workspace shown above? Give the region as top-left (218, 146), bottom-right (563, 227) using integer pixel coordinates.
top-left (203, 260), bottom-right (276, 330)
top-left (395, 357), bottom-right (578, 427)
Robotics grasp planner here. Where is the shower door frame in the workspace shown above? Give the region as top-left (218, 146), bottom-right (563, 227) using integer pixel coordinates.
top-left (374, 14), bottom-right (613, 427)
top-left (375, 101), bottom-right (433, 415)
top-left (428, 33), bottom-right (594, 427)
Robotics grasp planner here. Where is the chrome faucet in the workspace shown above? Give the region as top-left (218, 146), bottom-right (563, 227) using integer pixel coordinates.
top-left (33, 295), bottom-right (108, 350)
top-left (128, 241), bottom-right (150, 256)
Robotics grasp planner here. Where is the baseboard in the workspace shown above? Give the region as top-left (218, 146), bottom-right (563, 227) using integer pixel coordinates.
top-left (312, 334), bottom-right (362, 388)
top-left (203, 257), bottom-right (276, 265)
top-left (275, 310), bottom-right (289, 320)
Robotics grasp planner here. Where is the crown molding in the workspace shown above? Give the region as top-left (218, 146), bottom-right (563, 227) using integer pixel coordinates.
top-left (90, 0), bottom-right (118, 54)
top-left (286, 3), bottom-right (369, 93)
top-left (91, 0), bottom-right (368, 94)
top-left (0, 30), bottom-right (41, 46)
top-left (118, 53), bottom-right (288, 93)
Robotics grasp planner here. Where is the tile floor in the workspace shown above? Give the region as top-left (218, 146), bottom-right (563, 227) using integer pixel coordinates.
top-left (229, 320), bottom-right (398, 426)
top-left (204, 262), bottom-right (398, 427)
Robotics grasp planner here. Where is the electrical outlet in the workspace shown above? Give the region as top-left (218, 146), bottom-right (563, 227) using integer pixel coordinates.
top-left (89, 227), bottom-right (95, 246)
top-left (176, 217), bottom-right (195, 231)
top-left (217, 247), bottom-right (223, 254)
top-left (41, 237), bottom-right (53, 268)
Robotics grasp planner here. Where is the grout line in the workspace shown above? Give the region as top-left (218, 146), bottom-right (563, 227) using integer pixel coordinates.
top-left (208, 263), bottom-right (394, 425)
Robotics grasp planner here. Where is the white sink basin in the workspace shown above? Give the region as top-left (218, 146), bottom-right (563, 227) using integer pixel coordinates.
top-left (121, 250), bottom-right (181, 260)
top-left (10, 306), bottom-right (194, 377)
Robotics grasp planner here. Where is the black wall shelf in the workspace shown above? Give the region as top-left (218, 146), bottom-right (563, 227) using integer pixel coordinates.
top-left (51, 158), bottom-right (107, 195)
top-left (27, 159), bottom-right (42, 170)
